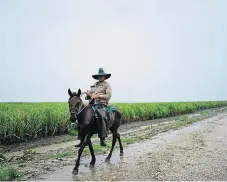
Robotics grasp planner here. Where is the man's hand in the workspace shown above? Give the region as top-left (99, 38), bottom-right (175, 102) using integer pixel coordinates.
top-left (86, 90), bottom-right (92, 96)
top-left (91, 94), bottom-right (101, 99)
top-left (86, 90), bottom-right (101, 99)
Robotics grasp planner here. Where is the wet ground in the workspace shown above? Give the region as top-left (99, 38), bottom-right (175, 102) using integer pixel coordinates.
top-left (36, 109), bottom-right (227, 181)
top-left (2, 107), bottom-right (227, 181)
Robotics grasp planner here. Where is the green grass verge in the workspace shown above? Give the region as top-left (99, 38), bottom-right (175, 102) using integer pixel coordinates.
top-left (0, 165), bottom-right (22, 181)
top-left (1, 101), bottom-right (227, 144)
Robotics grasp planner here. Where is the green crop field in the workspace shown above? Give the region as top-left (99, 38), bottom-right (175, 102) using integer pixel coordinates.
top-left (1, 101), bottom-right (227, 145)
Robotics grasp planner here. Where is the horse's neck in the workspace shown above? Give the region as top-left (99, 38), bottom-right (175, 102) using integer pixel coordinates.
top-left (80, 100), bottom-right (88, 109)
top-left (78, 105), bottom-right (94, 124)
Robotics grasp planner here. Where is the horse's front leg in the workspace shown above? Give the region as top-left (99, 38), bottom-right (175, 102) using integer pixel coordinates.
top-left (73, 134), bottom-right (90, 175)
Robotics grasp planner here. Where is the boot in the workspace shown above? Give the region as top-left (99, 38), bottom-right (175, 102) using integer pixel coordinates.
top-left (96, 109), bottom-right (108, 137)
top-left (101, 118), bottom-right (108, 138)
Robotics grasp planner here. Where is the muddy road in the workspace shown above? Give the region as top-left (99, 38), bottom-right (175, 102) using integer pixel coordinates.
top-left (2, 107), bottom-right (227, 181)
top-left (36, 110), bottom-right (227, 181)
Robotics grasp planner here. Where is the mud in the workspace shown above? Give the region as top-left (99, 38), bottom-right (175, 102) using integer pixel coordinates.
top-left (37, 111), bottom-right (227, 181)
top-left (2, 107), bottom-right (227, 181)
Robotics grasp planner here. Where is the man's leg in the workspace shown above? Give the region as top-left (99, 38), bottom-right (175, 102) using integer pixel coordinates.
top-left (96, 106), bottom-right (108, 146)
top-left (96, 120), bottom-right (107, 146)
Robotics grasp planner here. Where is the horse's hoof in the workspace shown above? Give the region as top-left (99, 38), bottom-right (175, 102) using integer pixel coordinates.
top-left (105, 157), bottom-right (110, 162)
top-left (120, 152), bottom-right (124, 156)
top-left (89, 164), bottom-right (95, 168)
top-left (90, 160), bottom-right (96, 168)
top-left (72, 169), bottom-right (78, 175)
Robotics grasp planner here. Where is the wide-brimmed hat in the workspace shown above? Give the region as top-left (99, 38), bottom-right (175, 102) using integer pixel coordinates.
top-left (92, 68), bottom-right (111, 80)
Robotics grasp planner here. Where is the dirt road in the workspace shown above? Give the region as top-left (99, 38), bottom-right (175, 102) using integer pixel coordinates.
top-left (38, 110), bottom-right (227, 181)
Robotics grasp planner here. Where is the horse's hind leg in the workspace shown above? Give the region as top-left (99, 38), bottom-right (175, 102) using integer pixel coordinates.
top-left (88, 139), bottom-right (96, 168)
top-left (105, 133), bottom-right (117, 162)
top-left (116, 132), bottom-right (124, 156)
top-left (73, 134), bottom-right (90, 175)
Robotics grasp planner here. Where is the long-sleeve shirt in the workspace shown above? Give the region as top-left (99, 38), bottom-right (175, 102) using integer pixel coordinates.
top-left (87, 80), bottom-right (112, 104)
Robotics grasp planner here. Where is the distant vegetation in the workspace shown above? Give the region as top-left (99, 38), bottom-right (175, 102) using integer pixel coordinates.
top-left (1, 101), bottom-right (227, 144)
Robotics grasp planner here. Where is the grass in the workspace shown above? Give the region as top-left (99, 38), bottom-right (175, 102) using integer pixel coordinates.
top-left (0, 165), bottom-right (22, 181)
top-left (68, 127), bottom-right (77, 136)
top-left (49, 151), bottom-right (75, 159)
top-left (200, 111), bottom-right (209, 115)
top-left (1, 101), bottom-right (227, 144)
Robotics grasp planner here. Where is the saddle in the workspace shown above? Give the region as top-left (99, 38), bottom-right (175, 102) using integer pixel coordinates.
top-left (90, 100), bottom-right (117, 129)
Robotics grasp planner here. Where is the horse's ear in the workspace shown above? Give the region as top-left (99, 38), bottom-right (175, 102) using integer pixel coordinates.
top-left (77, 89), bottom-right (81, 97)
top-left (68, 88), bottom-right (72, 96)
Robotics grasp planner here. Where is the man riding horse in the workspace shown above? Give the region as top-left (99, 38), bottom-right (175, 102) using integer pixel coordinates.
top-left (75, 68), bottom-right (112, 147)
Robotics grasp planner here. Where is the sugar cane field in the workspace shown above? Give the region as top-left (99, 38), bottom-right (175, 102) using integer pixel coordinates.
top-left (1, 101), bottom-right (227, 181)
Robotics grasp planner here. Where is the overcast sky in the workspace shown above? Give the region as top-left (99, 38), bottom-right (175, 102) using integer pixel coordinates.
top-left (0, 0), bottom-right (226, 102)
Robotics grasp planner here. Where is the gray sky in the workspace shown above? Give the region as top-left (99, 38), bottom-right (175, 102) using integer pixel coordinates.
top-left (0, 0), bottom-right (227, 102)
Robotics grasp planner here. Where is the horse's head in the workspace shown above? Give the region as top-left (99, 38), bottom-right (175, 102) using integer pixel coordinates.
top-left (68, 88), bottom-right (83, 123)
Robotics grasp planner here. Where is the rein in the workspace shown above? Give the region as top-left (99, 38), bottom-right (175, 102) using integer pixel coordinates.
top-left (70, 92), bottom-right (94, 118)
top-left (70, 91), bottom-right (106, 119)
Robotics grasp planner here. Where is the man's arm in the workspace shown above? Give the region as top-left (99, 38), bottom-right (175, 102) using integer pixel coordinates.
top-left (99, 83), bottom-right (112, 101)
top-left (85, 85), bottom-right (95, 100)
top-left (89, 85), bottom-right (95, 94)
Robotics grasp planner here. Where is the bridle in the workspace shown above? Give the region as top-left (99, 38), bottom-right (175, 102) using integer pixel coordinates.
top-left (69, 105), bottom-right (87, 120)
top-left (69, 92), bottom-right (92, 120)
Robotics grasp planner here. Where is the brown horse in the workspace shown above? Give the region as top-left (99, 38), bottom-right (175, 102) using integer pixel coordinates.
top-left (67, 88), bottom-right (124, 175)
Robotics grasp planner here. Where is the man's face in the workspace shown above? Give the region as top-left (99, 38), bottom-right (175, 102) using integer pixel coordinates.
top-left (98, 76), bottom-right (105, 81)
